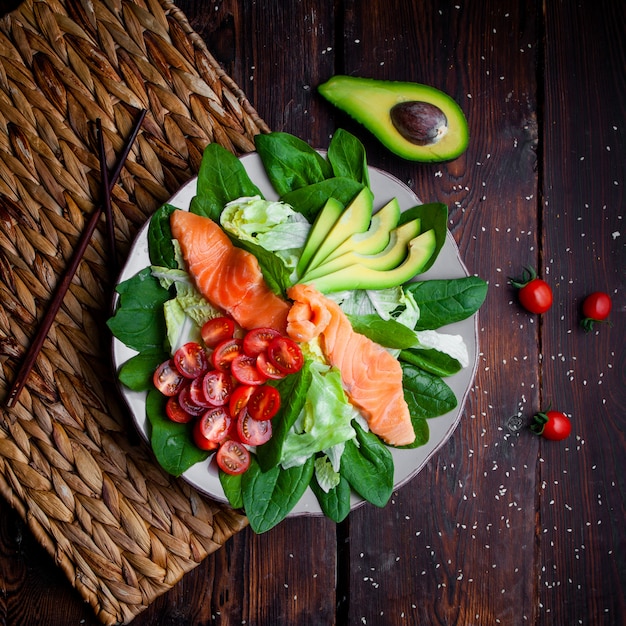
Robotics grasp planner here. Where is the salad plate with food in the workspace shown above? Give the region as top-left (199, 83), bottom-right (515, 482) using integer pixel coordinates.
top-left (109, 129), bottom-right (487, 533)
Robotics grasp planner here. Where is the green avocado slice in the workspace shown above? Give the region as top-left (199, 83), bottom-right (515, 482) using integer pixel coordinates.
top-left (304, 187), bottom-right (374, 273)
top-left (296, 197), bottom-right (344, 277)
top-left (301, 218), bottom-right (421, 281)
top-left (318, 76), bottom-right (469, 162)
top-left (302, 229), bottom-right (437, 293)
top-left (322, 197), bottom-right (402, 263)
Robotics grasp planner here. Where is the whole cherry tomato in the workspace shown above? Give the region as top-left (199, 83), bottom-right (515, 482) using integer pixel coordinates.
top-left (530, 409), bottom-right (571, 441)
top-left (510, 266), bottom-right (553, 314)
top-left (581, 291), bottom-right (612, 332)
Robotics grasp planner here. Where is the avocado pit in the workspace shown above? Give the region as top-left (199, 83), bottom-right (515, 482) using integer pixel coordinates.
top-left (390, 101), bottom-right (448, 146)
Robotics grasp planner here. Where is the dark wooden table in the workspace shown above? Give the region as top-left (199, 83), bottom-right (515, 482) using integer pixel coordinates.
top-left (1, 1), bottom-right (624, 624)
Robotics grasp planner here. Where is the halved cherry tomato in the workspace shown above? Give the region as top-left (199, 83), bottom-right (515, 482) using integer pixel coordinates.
top-left (189, 375), bottom-right (213, 407)
top-left (178, 384), bottom-right (206, 417)
top-left (243, 327), bottom-right (281, 356)
top-left (231, 354), bottom-right (267, 386)
top-left (229, 384), bottom-right (256, 418)
top-left (153, 359), bottom-right (186, 396)
top-left (173, 342), bottom-right (209, 379)
top-left (216, 439), bottom-right (250, 475)
top-left (237, 409), bottom-right (272, 446)
top-left (202, 369), bottom-right (233, 406)
top-left (212, 338), bottom-right (243, 371)
top-left (248, 384), bottom-right (281, 421)
top-left (165, 395), bottom-right (194, 423)
top-left (256, 352), bottom-right (285, 380)
top-left (194, 407), bottom-right (232, 450)
top-left (201, 316), bottom-right (236, 348)
top-left (267, 336), bottom-right (304, 375)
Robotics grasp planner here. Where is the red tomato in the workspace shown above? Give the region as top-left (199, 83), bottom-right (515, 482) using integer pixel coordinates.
top-left (531, 409), bottom-right (571, 441)
top-left (178, 384), bottom-right (206, 417)
top-left (237, 409), bottom-right (272, 446)
top-left (202, 370), bottom-right (233, 406)
top-left (247, 385), bottom-right (281, 421)
top-left (194, 407), bottom-right (232, 449)
top-left (231, 354), bottom-right (267, 386)
top-left (189, 375), bottom-right (213, 407)
top-left (256, 352), bottom-right (285, 380)
top-left (229, 384), bottom-right (256, 418)
top-left (216, 439), bottom-right (251, 475)
top-left (165, 395), bottom-right (194, 423)
top-left (243, 327), bottom-right (281, 356)
top-left (173, 342), bottom-right (209, 379)
top-left (212, 338), bottom-right (243, 371)
top-left (581, 291), bottom-right (612, 331)
top-left (267, 336), bottom-right (304, 374)
top-left (510, 267), bottom-right (553, 314)
top-left (201, 316), bottom-right (235, 348)
top-left (153, 359), bottom-right (186, 396)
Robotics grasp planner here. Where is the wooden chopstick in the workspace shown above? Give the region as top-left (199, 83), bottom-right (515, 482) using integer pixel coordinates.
top-left (96, 118), bottom-right (117, 275)
top-left (4, 108), bottom-right (147, 409)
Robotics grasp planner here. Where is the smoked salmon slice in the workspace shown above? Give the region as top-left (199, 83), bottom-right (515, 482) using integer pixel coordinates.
top-left (170, 210), bottom-right (290, 333)
top-left (286, 283), bottom-right (415, 446)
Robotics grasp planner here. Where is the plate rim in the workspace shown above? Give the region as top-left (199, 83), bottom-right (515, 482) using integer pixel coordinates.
top-left (111, 152), bottom-right (480, 517)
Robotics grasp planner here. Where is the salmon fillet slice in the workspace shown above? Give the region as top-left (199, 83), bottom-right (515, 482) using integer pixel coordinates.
top-left (170, 210), bottom-right (290, 333)
top-left (286, 283), bottom-right (415, 446)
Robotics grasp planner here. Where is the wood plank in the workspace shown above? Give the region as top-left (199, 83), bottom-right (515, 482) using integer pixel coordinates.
top-left (540, 1), bottom-right (625, 623)
top-left (339, 1), bottom-right (542, 623)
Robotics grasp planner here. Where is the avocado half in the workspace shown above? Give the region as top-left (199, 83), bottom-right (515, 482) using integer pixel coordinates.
top-left (318, 75), bottom-right (469, 162)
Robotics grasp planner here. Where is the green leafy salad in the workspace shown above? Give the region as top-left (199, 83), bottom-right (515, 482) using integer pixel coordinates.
top-left (108, 129), bottom-right (487, 533)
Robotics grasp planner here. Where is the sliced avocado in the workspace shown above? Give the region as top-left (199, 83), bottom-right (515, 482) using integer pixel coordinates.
top-left (297, 197), bottom-right (344, 277)
top-left (318, 76), bottom-right (469, 162)
top-left (322, 197), bottom-right (402, 263)
top-left (301, 217), bottom-right (421, 281)
top-left (304, 187), bottom-right (374, 272)
top-left (303, 229), bottom-right (437, 293)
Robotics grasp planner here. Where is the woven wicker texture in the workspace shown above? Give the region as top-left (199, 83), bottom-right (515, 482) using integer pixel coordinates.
top-left (0, 0), bottom-right (269, 623)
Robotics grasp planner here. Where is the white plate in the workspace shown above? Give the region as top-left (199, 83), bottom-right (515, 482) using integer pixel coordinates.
top-left (112, 152), bottom-right (479, 516)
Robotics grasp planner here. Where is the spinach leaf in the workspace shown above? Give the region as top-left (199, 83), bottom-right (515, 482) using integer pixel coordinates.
top-left (242, 455), bottom-right (315, 533)
top-left (148, 203), bottom-right (177, 268)
top-left (341, 421), bottom-right (394, 508)
top-left (118, 350), bottom-right (168, 391)
top-left (402, 362), bottom-right (457, 419)
top-left (145, 389), bottom-right (209, 476)
top-left (399, 202), bottom-right (448, 273)
top-left (190, 142), bottom-right (262, 220)
top-left (347, 314), bottom-right (418, 349)
top-left (398, 415), bottom-right (430, 450)
top-left (281, 177), bottom-right (364, 220)
top-left (310, 472), bottom-right (351, 523)
top-left (399, 347), bottom-right (462, 377)
top-left (256, 361), bottom-right (312, 471)
top-left (255, 132), bottom-right (332, 196)
top-left (226, 234), bottom-right (293, 296)
top-left (219, 470), bottom-right (244, 509)
top-left (327, 128), bottom-right (370, 187)
top-left (406, 276), bottom-right (488, 330)
top-left (107, 268), bottom-right (170, 352)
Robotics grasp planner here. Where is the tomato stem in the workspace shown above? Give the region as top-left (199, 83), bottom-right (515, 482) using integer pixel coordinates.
top-left (530, 411), bottom-right (548, 435)
top-left (508, 265), bottom-right (537, 289)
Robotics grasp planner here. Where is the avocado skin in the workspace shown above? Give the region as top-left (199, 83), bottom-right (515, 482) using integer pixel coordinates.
top-left (318, 76), bottom-right (469, 162)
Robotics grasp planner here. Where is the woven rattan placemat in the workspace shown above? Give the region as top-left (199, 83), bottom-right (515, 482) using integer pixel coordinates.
top-left (0, 1), bottom-right (270, 623)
